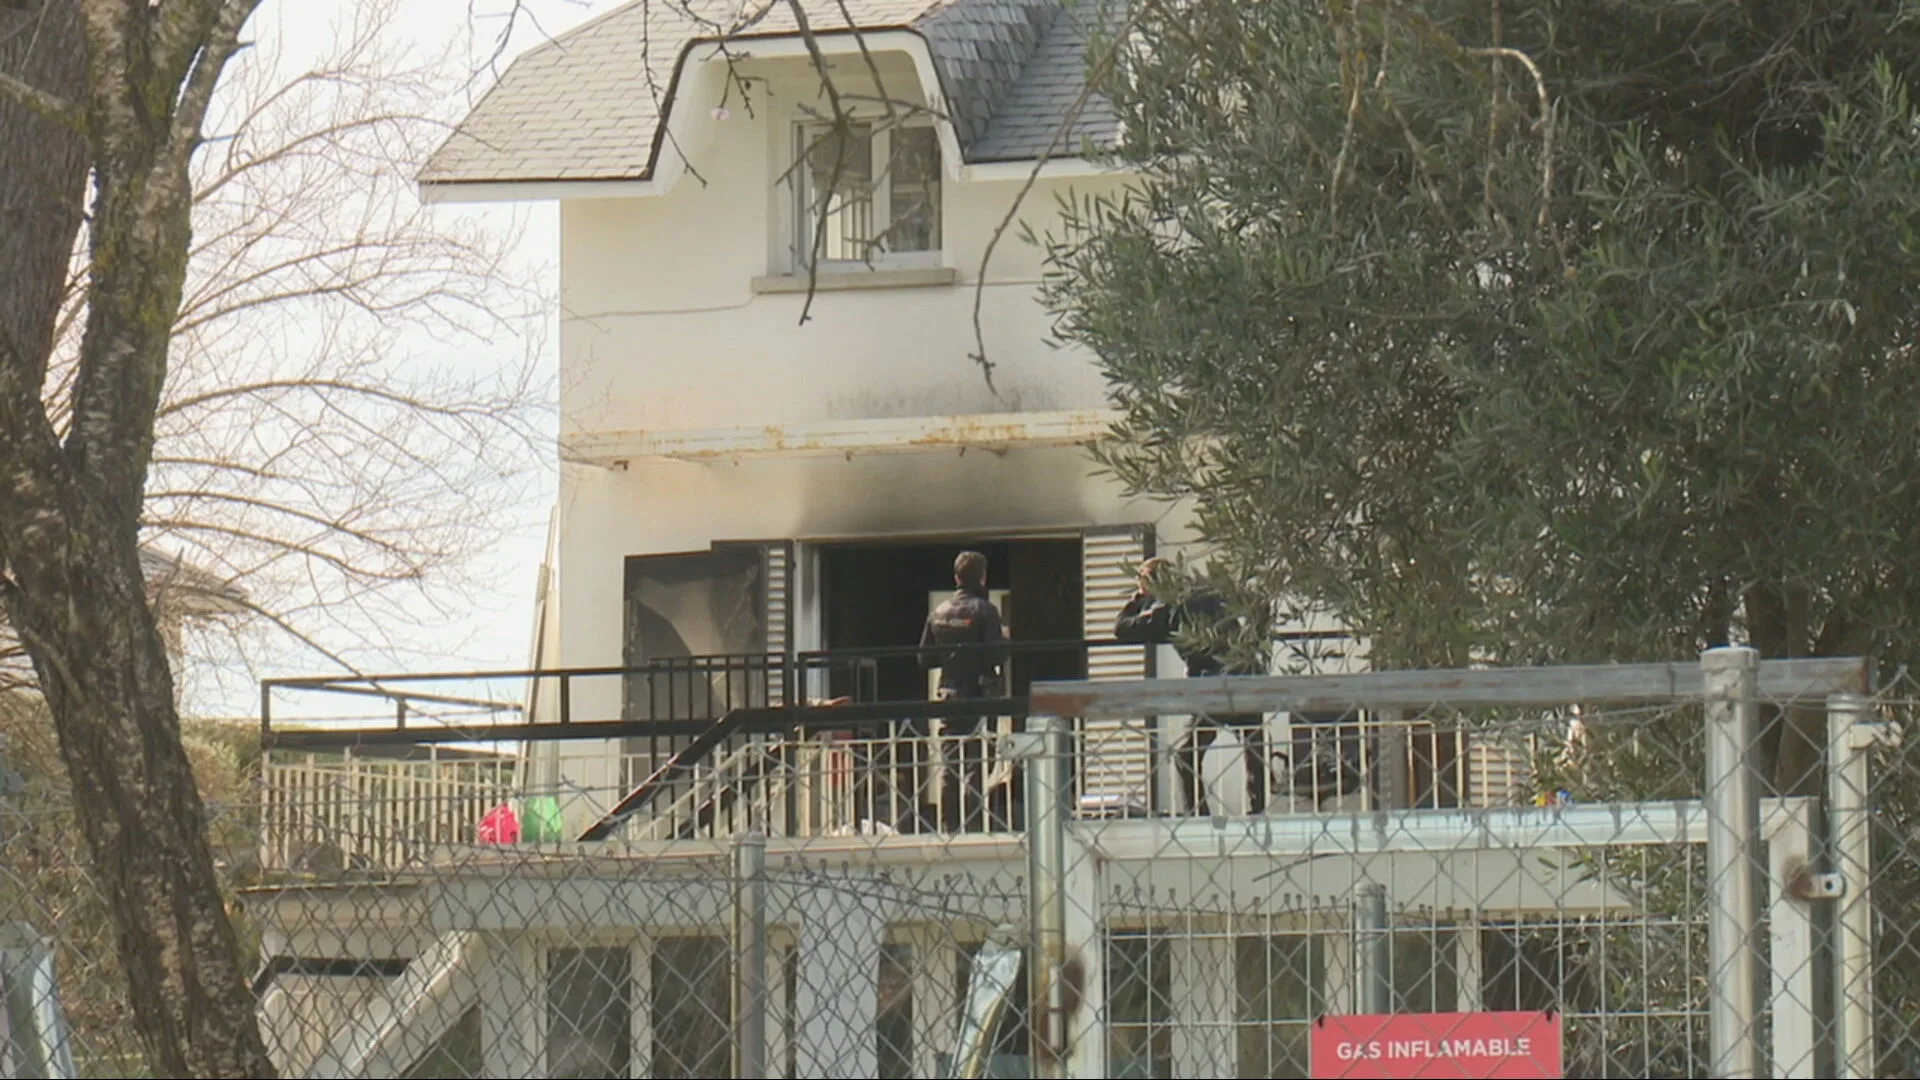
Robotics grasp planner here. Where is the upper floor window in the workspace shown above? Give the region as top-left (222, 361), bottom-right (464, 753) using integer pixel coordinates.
top-left (794, 119), bottom-right (942, 270)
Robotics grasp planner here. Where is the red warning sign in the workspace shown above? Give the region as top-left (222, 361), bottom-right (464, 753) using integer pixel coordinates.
top-left (1310, 1011), bottom-right (1563, 1078)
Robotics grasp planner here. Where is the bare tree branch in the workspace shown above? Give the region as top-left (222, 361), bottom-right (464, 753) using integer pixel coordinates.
top-left (164, 0), bottom-right (260, 173)
top-left (1461, 44), bottom-right (1553, 230)
top-left (0, 67), bottom-right (81, 128)
top-left (33, 0), bottom-right (550, 694)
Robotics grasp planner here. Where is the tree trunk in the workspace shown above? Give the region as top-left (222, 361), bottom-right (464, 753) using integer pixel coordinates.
top-left (6, 523), bottom-right (274, 1078)
top-left (0, 1), bottom-right (88, 372)
top-left (0, 2), bottom-right (276, 1075)
top-left (1745, 581), bottom-right (1840, 797)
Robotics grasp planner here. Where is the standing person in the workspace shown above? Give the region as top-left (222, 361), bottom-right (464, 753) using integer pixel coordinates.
top-left (1113, 558), bottom-right (1270, 816)
top-left (918, 551), bottom-right (1008, 831)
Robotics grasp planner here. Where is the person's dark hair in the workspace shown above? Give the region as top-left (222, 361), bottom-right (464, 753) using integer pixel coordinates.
top-left (954, 550), bottom-right (988, 589)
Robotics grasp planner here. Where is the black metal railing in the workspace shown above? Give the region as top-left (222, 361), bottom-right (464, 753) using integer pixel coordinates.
top-left (258, 632), bottom-right (1453, 849)
top-left (258, 637), bottom-right (1179, 747)
top-left (262, 639), bottom-right (1144, 843)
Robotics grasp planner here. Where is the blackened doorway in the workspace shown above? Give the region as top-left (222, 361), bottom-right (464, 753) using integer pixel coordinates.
top-left (817, 536), bottom-right (1085, 701)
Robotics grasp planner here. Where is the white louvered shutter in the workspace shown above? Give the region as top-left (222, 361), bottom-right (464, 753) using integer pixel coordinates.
top-left (762, 542), bottom-right (792, 706)
top-left (1080, 526), bottom-right (1155, 808)
top-left (1465, 741), bottom-right (1533, 807)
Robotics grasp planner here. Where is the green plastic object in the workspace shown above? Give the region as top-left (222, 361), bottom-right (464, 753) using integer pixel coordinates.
top-left (521, 795), bottom-right (566, 843)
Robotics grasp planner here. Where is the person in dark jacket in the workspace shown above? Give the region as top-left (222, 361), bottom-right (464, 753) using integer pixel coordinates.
top-left (918, 551), bottom-right (1008, 830)
top-left (1113, 558), bottom-right (1269, 816)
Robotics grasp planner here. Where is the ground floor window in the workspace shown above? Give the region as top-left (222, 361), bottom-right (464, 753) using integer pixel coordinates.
top-left (877, 942), bottom-right (914, 1077)
top-left (1390, 925), bottom-right (1460, 1013)
top-left (955, 939), bottom-right (1030, 1068)
top-left (1235, 932), bottom-right (1326, 1079)
top-left (651, 936), bottom-right (731, 1079)
top-left (1482, 919), bottom-right (1704, 1076)
top-left (547, 946), bottom-right (632, 1080)
top-left (1108, 931), bottom-right (1174, 1078)
top-left (543, 936), bottom-right (737, 1080)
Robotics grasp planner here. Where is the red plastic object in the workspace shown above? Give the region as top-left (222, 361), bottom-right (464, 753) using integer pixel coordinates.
top-left (477, 802), bottom-right (521, 845)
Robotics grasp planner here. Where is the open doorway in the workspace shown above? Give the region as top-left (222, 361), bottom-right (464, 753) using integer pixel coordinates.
top-left (816, 536), bottom-right (1085, 701)
top-left (814, 535), bottom-right (1085, 832)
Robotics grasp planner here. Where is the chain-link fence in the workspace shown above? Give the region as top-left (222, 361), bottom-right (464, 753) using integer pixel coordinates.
top-left (4, 650), bottom-right (1920, 1077)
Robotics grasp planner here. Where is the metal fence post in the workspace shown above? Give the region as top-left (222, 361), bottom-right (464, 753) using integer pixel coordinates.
top-left (0, 922), bottom-right (76, 1080)
top-left (1827, 692), bottom-right (1889, 1080)
top-left (733, 830), bottom-right (768, 1080)
top-left (1353, 882), bottom-right (1392, 1015)
top-left (1762, 796), bottom-right (1819, 1079)
top-left (1702, 646), bottom-right (1763, 1079)
top-left (1021, 714), bottom-right (1070, 1080)
top-left (1060, 828), bottom-right (1106, 1080)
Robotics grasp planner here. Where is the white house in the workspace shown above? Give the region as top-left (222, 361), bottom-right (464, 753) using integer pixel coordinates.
top-left (245, 4), bottom-right (1585, 1077)
top-left (410, 0), bottom-right (1435, 829)
top-left (420, 0), bottom-right (1195, 828)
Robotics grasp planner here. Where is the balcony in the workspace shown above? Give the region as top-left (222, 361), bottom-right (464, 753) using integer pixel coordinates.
top-left (256, 637), bottom-right (1538, 872)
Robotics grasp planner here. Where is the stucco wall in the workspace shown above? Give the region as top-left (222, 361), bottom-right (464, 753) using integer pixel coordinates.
top-left (532, 43), bottom-right (1173, 807)
top-left (556, 49), bottom-right (1132, 435)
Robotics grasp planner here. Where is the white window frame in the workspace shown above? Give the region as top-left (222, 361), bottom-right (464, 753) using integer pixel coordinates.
top-left (540, 936), bottom-right (645, 1080)
top-left (790, 116), bottom-right (944, 273)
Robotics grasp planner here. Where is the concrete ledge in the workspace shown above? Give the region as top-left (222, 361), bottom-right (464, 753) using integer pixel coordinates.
top-left (751, 266), bottom-right (959, 294)
top-left (562, 409), bottom-right (1124, 466)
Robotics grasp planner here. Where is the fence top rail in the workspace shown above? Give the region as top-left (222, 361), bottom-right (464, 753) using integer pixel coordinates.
top-left (1030, 656), bottom-right (1872, 719)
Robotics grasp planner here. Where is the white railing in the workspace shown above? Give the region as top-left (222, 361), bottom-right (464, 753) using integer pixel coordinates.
top-left (622, 722), bottom-right (1541, 840)
top-left (257, 722), bottom-right (1542, 868)
top-left (259, 753), bottom-right (519, 871)
top-left (623, 738), bottom-right (808, 842)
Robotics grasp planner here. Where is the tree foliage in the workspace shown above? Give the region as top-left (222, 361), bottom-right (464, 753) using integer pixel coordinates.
top-left (1041, 0), bottom-right (1920, 789)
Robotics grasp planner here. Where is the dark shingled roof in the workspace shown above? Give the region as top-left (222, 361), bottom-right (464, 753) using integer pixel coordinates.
top-left (967, 1), bottom-right (1120, 161)
top-left (419, 0), bottom-right (1122, 187)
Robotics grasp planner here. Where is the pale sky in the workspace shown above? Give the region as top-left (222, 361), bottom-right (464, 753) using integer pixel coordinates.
top-left (196, 0), bottom-right (618, 720)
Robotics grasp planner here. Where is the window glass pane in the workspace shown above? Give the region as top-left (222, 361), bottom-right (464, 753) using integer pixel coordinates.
top-left (652, 937), bottom-right (731, 1079)
top-left (1481, 924), bottom-right (1560, 1012)
top-left (803, 122), bottom-right (876, 262)
top-left (887, 126), bottom-right (941, 252)
top-left (1108, 932), bottom-right (1173, 1078)
top-left (1391, 927), bottom-right (1458, 1013)
top-left (784, 947), bottom-right (800, 1079)
top-left (877, 943), bottom-right (914, 1077)
top-left (954, 941), bottom-right (1028, 1066)
top-left (620, 547), bottom-right (769, 795)
top-left (1235, 934), bottom-right (1324, 1079)
top-left (547, 947), bottom-right (631, 1080)
top-left (622, 547), bottom-right (769, 721)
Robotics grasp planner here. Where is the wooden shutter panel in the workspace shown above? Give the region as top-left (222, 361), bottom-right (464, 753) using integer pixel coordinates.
top-left (1080, 525), bottom-right (1155, 806)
